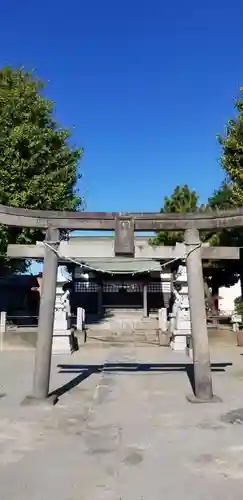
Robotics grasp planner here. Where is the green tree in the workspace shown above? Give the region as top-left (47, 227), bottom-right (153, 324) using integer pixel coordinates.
top-left (218, 88), bottom-right (243, 206)
top-left (210, 88), bottom-right (243, 294)
top-left (151, 88), bottom-right (243, 306)
top-left (206, 181), bottom-right (241, 295)
top-left (150, 183), bottom-right (238, 314)
top-left (206, 86), bottom-right (243, 291)
top-left (214, 88), bottom-right (243, 295)
top-left (0, 66), bottom-right (83, 275)
top-left (208, 181), bottom-right (234, 211)
top-left (150, 185), bottom-right (200, 246)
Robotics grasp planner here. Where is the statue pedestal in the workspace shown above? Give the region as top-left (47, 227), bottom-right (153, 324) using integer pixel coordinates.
top-left (171, 265), bottom-right (191, 352)
top-left (52, 269), bottom-right (72, 354)
top-left (52, 309), bottom-right (71, 354)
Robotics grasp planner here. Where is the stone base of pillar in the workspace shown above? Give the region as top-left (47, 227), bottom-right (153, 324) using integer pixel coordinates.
top-left (22, 394), bottom-right (57, 406)
top-left (52, 331), bottom-right (72, 354)
top-left (158, 308), bottom-right (167, 331)
top-left (157, 329), bottom-right (170, 346)
top-left (52, 305), bottom-right (73, 354)
top-left (77, 307), bottom-right (85, 331)
top-left (171, 332), bottom-right (187, 351)
top-left (186, 394), bottom-right (222, 404)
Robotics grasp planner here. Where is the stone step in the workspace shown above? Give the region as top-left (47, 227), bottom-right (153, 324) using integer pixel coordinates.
top-left (86, 333), bottom-right (160, 346)
top-left (85, 308), bottom-right (160, 332)
top-left (86, 319), bottom-right (159, 331)
top-left (105, 308), bottom-right (145, 314)
top-left (80, 329), bottom-right (170, 347)
top-left (101, 309), bottom-right (158, 318)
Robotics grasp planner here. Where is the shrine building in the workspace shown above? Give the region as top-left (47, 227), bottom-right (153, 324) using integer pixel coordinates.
top-left (66, 235), bottom-right (173, 318)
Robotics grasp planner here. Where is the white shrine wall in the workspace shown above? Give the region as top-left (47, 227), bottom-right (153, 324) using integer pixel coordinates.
top-left (218, 280), bottom-right (241, 316)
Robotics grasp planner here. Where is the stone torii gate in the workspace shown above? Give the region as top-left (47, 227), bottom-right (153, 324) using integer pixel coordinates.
top-left (1, 204), bottom-right (243, 404)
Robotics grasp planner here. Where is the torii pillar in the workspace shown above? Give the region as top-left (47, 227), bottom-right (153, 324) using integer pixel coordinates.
top-left (25, 226), bottom-right (59, 403)
top-left (185, 228), bottom-right (220, 403)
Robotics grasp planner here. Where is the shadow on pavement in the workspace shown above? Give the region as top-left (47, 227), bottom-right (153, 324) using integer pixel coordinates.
top-left (49, 361), bottom-right (232, 402)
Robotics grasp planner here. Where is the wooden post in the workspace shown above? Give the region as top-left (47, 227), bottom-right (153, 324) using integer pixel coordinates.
top-left (77, 307), bottom-right (84, 331)
top-left (0, 311), bottom-right (6, 334)
top-left (143, 283), bottom-right (148, 317)
top-left (97, 284), bottom-right (103, 318)
top-left (28, 226), bottom-right (59, 402)
top-left (0, 311), bottom-right (6, 352)
top-left (0, 310), bottom-right (6, 396)
top-left (184, 228), bottom-right (219, 403)
top-left (239, 248), bottom-right (243, 299)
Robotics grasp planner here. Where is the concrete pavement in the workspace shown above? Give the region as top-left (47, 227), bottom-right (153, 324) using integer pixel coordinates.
top-left (0, 345), bottom-right (243, 499)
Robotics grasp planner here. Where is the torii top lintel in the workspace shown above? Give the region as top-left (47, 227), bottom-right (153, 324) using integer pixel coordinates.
top-left (1, 204), bottom-right (243, 231)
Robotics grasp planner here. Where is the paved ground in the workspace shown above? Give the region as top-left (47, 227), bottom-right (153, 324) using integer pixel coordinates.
top-left (1, 345), bottom-right (243, 499)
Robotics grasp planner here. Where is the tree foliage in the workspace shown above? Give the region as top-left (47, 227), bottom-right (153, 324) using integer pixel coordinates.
top-left (204, 87), bottom-right (243, 291)
top-left (150, 185), bottom-right (200, 246)
top-left (205, 182), bottom-right (241, 291)
top-left (0, 67), bottom-right (83, 274)
top-left (218, 88), bottom-right (243, 206)
top-left (150, 182), bottom-right (239, 294)
top-left (151, 87), bottom-right (243, 292)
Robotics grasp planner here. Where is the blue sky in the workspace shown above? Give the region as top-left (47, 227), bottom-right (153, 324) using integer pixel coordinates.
top-left (1, 0), bottom-right (243, 213)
